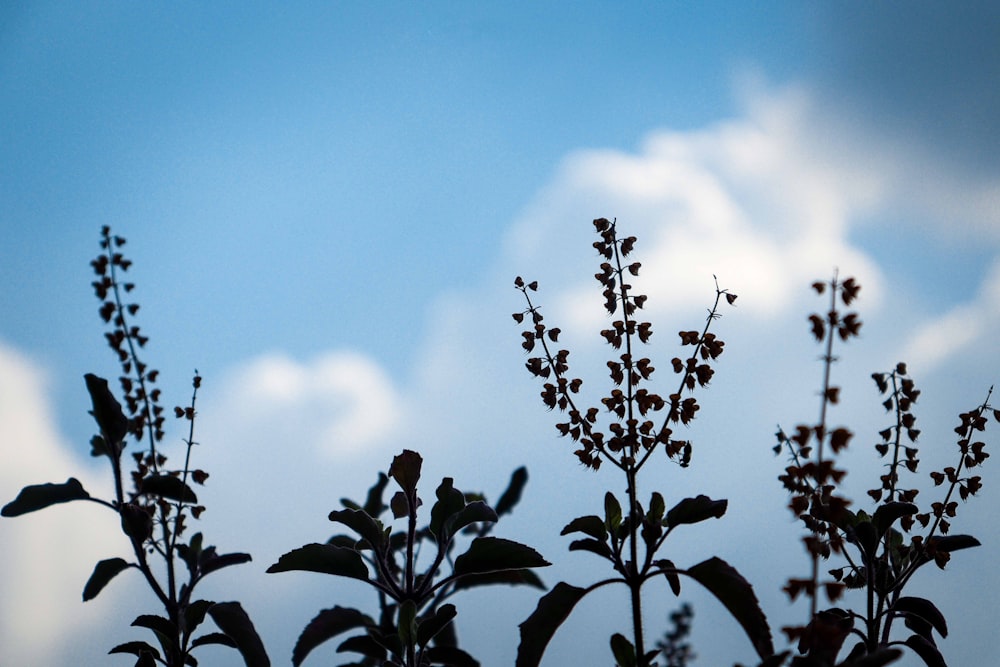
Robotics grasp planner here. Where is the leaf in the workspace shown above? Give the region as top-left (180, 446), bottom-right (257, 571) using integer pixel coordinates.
top-left (83, 557), bottom-right (130, 601)
top-left (328, 508), bottom-right (386, 551)
top-left (452, 537), bottom-right (550, 578)
top-left (207, 601), bottom-right (270, 667)
top-left (84, 373), bottom-right (128, 445)
top-left (266, 543), bottom-right (370, 582)
top-left (685, 557), bottom-right (773, 659)
top-left (398, 599), bottom-right (418, 649)
top-left (132, 614), bottom-right (177, 656)
top-left (604, 492), bottom-right (622, 532)
top-left (610, 633), bottom-right (637, 667)
top-left (109, 641), bottom-right (161, 660)
top-left (928, 534), bottom-right (980, 553)
top-left (363, 473), bottom-right (391, 516)
top-left (424, 645), bottom-right (480, 667)
top-left (568, 538), bottom-right (613, 560)
top-left (185, 600), bottom-right (215, 637)
top-left (449, 500), bottom-right (498, 535)
top-left (192, 632), bottom-right (239, 651)
top-left (872, 502), bottom-right (919, 535)
top-left (290, 606), bottom-right (375, 667)
top-left (430, 477), bottom-right (467, 542)
top-left (666, 495), bottom-right (728, 528)
top-left (338, 633), bottom-right (388, 659)
top-left (140, 475), bottom-right (198, 504)
top-left (893, 597), bottom-right (947, 638)
top-left (201, 552), bottom-right (253, 577)
top-left (1, 478), bottom-right (91, 517)
top-left (449, 568), bottom-right (547, 592)
top-left (903, 634), bottom-right (946, 667)
top-left (417, 603), bottom-right (457, 648)
top-left (653, 559), bottom-right (681, 596)
top-left (389, 450), bottom-right (422, 495)
top-left (516, 582), bottom-right (588, 667)
top-left (560, 515), bottom-right (608, 540)
top-left (495, 467), bottom-right (528, 517)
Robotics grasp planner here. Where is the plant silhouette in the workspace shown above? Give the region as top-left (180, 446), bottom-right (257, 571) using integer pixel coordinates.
top-left (2, 227), bottom-right (268, 667)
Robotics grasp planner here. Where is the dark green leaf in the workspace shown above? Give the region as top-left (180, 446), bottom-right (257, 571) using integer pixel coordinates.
top-left (610, 633), bottom-right (636, 667)
top-left (389, 450), bottom-right (422, 495)
top-left (109, 641), bottom-right (161, 660)
top-left (430, 477), bottom-right (466, 542)
top-left (495, 467), bottom-right (528, 517)
top-left (207, 601), bottom-right (270, 667)
top-left (560, 515), bottom-right (607, 540)
top-left (893, 597), bottom-right (947, 638)
top-left (327, 508), bottom-right (386, 550)
top-left (191, 632), bottom-right (238, 649)
top-left (666, 495), bottom-right (728, 528)
top-left (450, 500), bottom-right (498, 536)
top-left (363, 473), bottom-right (391, 516)
top-left (453, 537), bottom-right (549, 578)
top-left (390, 491), bottom-right (409, 519)
top-left (201, 552), bottom-right (252, 577)
top-left (654, 559), bottom-right (681, 596)
top-left (424, 645), bottom-right (480, 667)
top-left (83, 557), bottom-right (130, 601)
top-left (604, 492), bottom-right (622, 531)
top-left (568, 538), bottom-right (613, 560)
top-left (846, 647), bottom-right (904, 667)
top-left (185, 600), bottom-right (215, 637)
top-left (266, 544), bottom-right (370, 582)
top-left (685, 557), bottom-right (773, 659)
top-left (398, 599), bottom-right (418, 649)
top-left (873, 502), bottom-right (918, 535)
top-left (516, 582), bottom-right (588, 667)
top-left (338, 634), bottom-right (389, 659)
top-left (291, 606), bottom-right (375, 667)
top-left (132, 614), bottom-right (177, 655)
top-left (928, 534), bottom-right (980, 553)
top-left (417, 603), bottom-right (457, 648)
top-left (903, 634), bottom-right (946, 667)
top-left (84, 373), bottom-right (128, 445)
top-left (647, 492), bottom-right (665, 524)
top-left (1, 478), bottom-right (91, 517)
top-left (449, 568), bottom-right (546, 592)
top-left (140, 475), bottom-right (198, 503)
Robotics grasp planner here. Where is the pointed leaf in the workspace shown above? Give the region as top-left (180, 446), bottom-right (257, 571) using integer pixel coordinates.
top-left (604, 493), bottom-right (622, 531)
top-left (424, 645), bottom-right (480, 667)
top-left (893, 597), bottom-right (947, 638)
top-left (191, 632), bottom-right (238, 649)
top-left (903, 634), bottom-right (946, 667)
top-left (207, 601), bottom-right (270, 667)
top-left (328, 508), bottom-right (385, 550)
top-left (654, 559), bottom-right (681, 596)
top-left (685, 557), bottom-right (773, 659)
top-left (363, 473), bottom-right (390, 516)
top-left (109, 641), bottom-right (161, 660)
top-left (928, 534), bottom-right (980, 553)
top-left (430, 477), bottom-right (466, 542)
top-left (568, 538), bottom-right (613, 560)
top-left (266, 543), bottom-right (369, 582)
top-left (201, 552), bottom-right (252, 577)
top-left (2, 478), bottom-right (91, 517)
top-left (84, 373), bottom-right (128, 444)
top-left (291, 606), bottom-right (375, 667)
top-left (516, 582), bottom-right (588, 667)
top-left (132, 614), bottom-right (177, 655)
top-left (560, 515), bottom-right (608, 540)
top-left (453, 537), bottom-right (549, 578)
top-left (83, 557), bottom-right (130, 601)
top-left (495, 467), bottom-right (528, 517)
top-left (449, 568), bottom-right (546, 592)
top-left (417, 603), bottom-right (457, 648)
top-left (140, 475), bottom-right (198, 503)
top-left (666, 495), bottom-right (728, 528)
top-left (338, 633), bottom-right (390, 659)
top-left (873, 502), bottom-right (918, 535)
top-left (450, 500), bottom-right (498, 535)
top-left (185, 600), bottom-right (215, 636)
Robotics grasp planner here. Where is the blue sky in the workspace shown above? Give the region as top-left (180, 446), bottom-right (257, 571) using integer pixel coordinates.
top-left (2, 3), bottom-right (999, 666)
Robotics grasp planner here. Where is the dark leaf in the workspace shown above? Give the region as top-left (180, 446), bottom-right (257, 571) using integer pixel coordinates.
top-left (398, 599), bottom-right (418, 650)
top-left (430, 477), bottom-right (467, 543)
top-left (2, 478), bottom-right (91, 517)
top-left (516, 582), bottom-right (588, 667)
top-left (843, 647), bottom-right (904, 667)
top-left (424, 645), bottom-right (481, 667)
top-left (132, 614), bottom-right (177, 655)
top-left (185, 600), bottom-right (215, 637)
top-left (291, 606), bottom-right (375, 667)
top-left (266, 543), bottom-right (370, 582)
top-left (84, 373), bottom-right (128, 444)
top-left (453, 537), bottom-right (549, 578)
top-left (417, 603), bottom-right (457, 648)
top-left (328, 508), bottom-right (386, 551)
top-left (389, 450), bottom-right (422, 496)
top-left (201, 552), bottom-right (253, 577)
top-left (83, 557), bottom-right (130, 601)
top-left (872, 502), bottom-right (919, 535)
top-left (337, 633), bottom-right (387, 659)
top-left (568, 538), bottom-right (613, 560)
top-left (927, 534), bottom-right (980, 553)
top-left (207, 601), bottom-right (270, 667)
top-left (685, 557), bottom-right (773, 659)
top-left (191, 633), bottom-right (238, 649)
top-left (666, 495), bottom-right (728, 528)
top-left (654, 559), bottom-right (681, 596)
top-left (449, 501), bottom-right (498, 535)
top-left (893, 597), bottom-right (947, 639)
top-left (495, 467), bottom-right (528, 517)
top-left (450, 568), bottom-right (547, 592)
top-left (903, 634), bottom-right (946, 667)
top-left (605, 492), bottom-right (623, 531)
top-left (610, 633), bottom-right (637, 667)
top-left (560, 515), bottom-right (608, 541)
top-left (109, 641), bottom-right (161, 660)
top-left (363, 473), bottom-right (391, 516)
top-left (140, 475), bottom-right (198, 504)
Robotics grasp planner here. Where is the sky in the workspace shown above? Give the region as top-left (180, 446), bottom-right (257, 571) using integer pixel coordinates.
top-left (2, 3), bottom-right (1000, 666)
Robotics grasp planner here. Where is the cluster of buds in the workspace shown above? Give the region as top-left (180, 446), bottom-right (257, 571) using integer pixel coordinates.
top-left (514, 218), bottom-right (735, 472)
